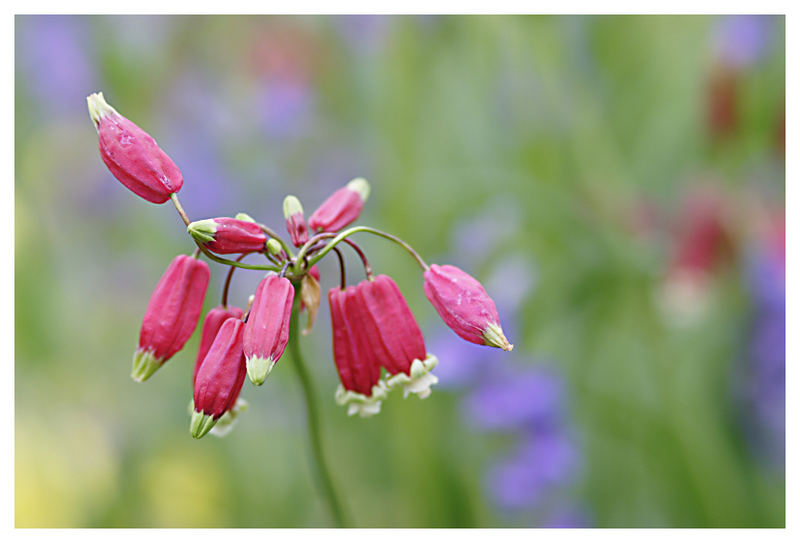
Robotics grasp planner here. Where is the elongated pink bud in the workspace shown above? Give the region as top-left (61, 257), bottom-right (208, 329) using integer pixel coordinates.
top-left (329, 286), bottom-right (387, 416)
top-left (356, 275), bottom-right (438, 399)
top-left (243, 275), bottom-right (294, 385)
top-left (132, 255), bottom-right (210, 382)
top-left (423, 264), bottom-right (513, 351)
top-left (308, 178), bottom-right (370, 233)
top-left (193, 305), bottom-right (244, 384)
top-left (188, 217), bottom-right (267, 254)
top-left (191, 318), bottom-right (247, 439)
top-left (283, 195), bottom-right (309, 247)
top-left (87, 92), bottom-right (183, 204)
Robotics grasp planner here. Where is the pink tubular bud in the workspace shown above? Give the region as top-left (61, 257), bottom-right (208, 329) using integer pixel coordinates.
top-left (87, 92), bottom-right (183, 204)
top-left (423, 264), bottom-right (513, 352)
top-left (193, 305), bottom-right (244, 384)
top-left (308, 178), bottom-right (370, 233)
top-left (132, 255), bottom-right (210, 382)
top-left (243, 275), bottom-right (294, 385)
top-left (356, 275), bottom-right (438, 399)
top-left (329, 286), bottom-right (387, 417)
top-left (187, 217), bottom-right (267, 254)
top-left (191, 318), bottom-right (247, 439)
top-left (283, 195), bottom-right (309, 247)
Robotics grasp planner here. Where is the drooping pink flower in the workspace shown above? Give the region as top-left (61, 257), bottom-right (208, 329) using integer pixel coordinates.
top-left (355, 275), bottom-right (438, 398)
top-left (308, 178), bottom-right (370, 233)
top-left (328, 286), bottom-right (387, 416)
top-left (87, 92), bottom-right (183, 204)
top-left (423, 264), bottom-right (513, 351)
top-left (191, 317), bottom-right (247, 439)
top-left (132, 254), bottom-right (210, 382)
top-left (188, 217), bottom-right (267, 254)
top-left (243, 275), bottom-right (294, 385)
top-left (193, 305), bottom-right (244, 384)
top-left (283, 195), bottom-right (309, 247)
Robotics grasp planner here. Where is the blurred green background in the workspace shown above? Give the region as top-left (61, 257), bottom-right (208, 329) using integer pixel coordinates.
top-left (15, 15), bottom-right (785, 528)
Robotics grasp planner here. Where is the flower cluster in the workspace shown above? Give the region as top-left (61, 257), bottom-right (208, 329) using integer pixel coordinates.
top-left (87, 92), bottom-right (513, 438)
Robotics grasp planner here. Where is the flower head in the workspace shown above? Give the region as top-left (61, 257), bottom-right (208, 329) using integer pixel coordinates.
top-left (308, 178), bottom-right (370, 233)
top-left (243, 275), bottom-right (294, 385)
top-left (191, 317), bottom-right (247, 439)
top-left (87, 92), bottom-right (183, 204)
top-left (188, 217), bottom-right (267, 254)
top-left (424, 264), bottom-right (513, 351)
top-left (283, 195), bottom-right (309, 247)
top-left (328, 286), bottom-right (387, 416)
top-left (133, 254), bottom-right (209, 382)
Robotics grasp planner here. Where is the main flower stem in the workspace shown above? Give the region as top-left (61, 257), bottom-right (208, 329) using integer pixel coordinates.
top-left (287, 286), bottom-right (350, 527)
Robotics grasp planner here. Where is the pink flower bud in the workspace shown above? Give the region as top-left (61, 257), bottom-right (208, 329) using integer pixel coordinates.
top-left (193, 305), bottom-right (244, 384)
top-left (188, 217), bottom-right (267, 254)
top-left (191, 318), bottom-right (247, 439)
top-left (423, 264), bottom-right (513, 352)
top-left (132, 255), bottom-right (210, 382)
top-left (243, 275), bottom-right (294, 385)
top-left (308, 178), bottom-right (370, 233)
top-left (87, 92), bottom-right (183, 204)
top-left (355, 275), bottom-right (439, 399)
top-left (329, 286), bottom-right (387, 416)
top-left (283, 195), bottom-right (309, 247)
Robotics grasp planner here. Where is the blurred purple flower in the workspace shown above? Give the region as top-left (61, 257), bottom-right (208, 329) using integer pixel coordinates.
top-left (742, 233), bottom-right (785, 468)
top-left (714, 15), bottom-right (773, 69)
top-left (541, 506), bottom-right (592, 528)
top-left (16, 15), bottom-right (98, 116)
top-left (486, 431), bottom-right (578, 511)
top-left (257, 78), bottom-right (315, 139)
top-left (334, 15), bottom-right (392, 55)
top-left (449, 197), bottom-right (522, 269)
top-left (464, 365), bottom-right (565, 432)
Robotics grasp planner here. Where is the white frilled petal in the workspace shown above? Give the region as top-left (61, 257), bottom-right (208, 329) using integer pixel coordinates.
top-left (335, 382), bottom-right (388, 418)
top-left (386, 354), bottom-right (439, 399)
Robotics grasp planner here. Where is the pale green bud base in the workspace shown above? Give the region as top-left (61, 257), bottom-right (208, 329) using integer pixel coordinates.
top-left (283, 195), bottom-right (304, 219)
top-left (190, 410), bottom-right (218, 439)
top-left (235, 212), bottom-right (256, 223)
top-left (246, 356), bottom-right (276, 386)
top-left (187, 399), bottom-right (248, 438)
top-left (335, 381), bottom-right (388, 418)
top-left (131, 349), bottom-right (163, 382)
top-left (483, 322), bottom-right (514, 351)
top-left (87, 92), bottom-right (118, 127)
top-left (187, 219), bottom-right (218, 244)
top-left (347, 177), bottom-right (371, 201)
top-left (266, 238), bottom-right (282, 255)
top-left (386, 354), bottom-right (439, 399)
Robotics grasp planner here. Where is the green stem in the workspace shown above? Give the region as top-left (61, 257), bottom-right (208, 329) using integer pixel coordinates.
top-left (287, 286), bottom-right (350, 527)
top-left (298, 226), bottom-right (429, 273)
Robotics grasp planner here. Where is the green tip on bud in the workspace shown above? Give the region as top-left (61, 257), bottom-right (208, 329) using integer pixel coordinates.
top-left (282, 195), bottom-right (304, 219)
top-left (86, 92), bottom-right (118, 128)
top-left (266, 238), bottom-right (282, 256)
top-left (482, 322), bottom-right (513, 352)
top-left (190, 410), bottom-right (218, 439)
top-left (187, 219), bottom-right (218, 244)
top-left (131, 349), bottom-right (162, 382)
top-left (246, 356), bottom-right (275, 386)
top-left (347, 178), bottom-right (370, 202)
top-left (234, 212), bottom-right (256, 223)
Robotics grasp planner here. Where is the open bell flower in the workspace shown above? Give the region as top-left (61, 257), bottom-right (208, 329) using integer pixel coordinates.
top-left (243, 275), bottom-right (294, 385)
top-left (329, 286), bottom-right (387, 417)
top-left (188, 217), bottom-right (267, 254)
top-left (191, 318), bottom-right (247, 439)
top-left (423, 264), bottom-right (513, 351)
top-left (133, 254), bottom-right (210, 382)
top-left (87, 92), bottom-right (183, 204)
top-left (354, 275), bottom-right (438, 399)
top-left (194, 305), bottom-right (244, 384)
top-left (308, 178), bottom-right (370, 233)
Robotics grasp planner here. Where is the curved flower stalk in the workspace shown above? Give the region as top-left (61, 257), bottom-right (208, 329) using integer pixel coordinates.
top-left (87, 92), bottom-right (514, 527)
